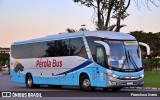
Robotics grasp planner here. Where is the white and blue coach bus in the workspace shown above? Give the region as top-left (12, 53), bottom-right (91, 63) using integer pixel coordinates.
top-left (10, 31), bottom-right (150, 91)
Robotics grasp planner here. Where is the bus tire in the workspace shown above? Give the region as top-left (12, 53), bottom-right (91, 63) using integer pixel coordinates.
top-left (80, 74), bottom-right (94, 91)
top-left (26, 74), bottom-right (35, 88)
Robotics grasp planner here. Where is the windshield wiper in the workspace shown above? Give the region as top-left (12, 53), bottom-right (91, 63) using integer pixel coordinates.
top-left (127, 51), bottom-right (139, 71)
top-left (121, 48), bottom-right (130, 70)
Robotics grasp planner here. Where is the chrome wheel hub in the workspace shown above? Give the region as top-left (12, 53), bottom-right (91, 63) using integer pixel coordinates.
top-left (28, 77), bottom-right (32, 87)
top-left (83, 79), bottom-right (90, 87)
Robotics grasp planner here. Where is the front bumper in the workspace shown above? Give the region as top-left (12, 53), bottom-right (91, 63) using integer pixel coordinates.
top-left (107, 76), bottom-right (144, 88)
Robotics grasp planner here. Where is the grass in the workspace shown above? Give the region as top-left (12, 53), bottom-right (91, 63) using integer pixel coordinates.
top-left (143, 71), bottom-right (160, 88)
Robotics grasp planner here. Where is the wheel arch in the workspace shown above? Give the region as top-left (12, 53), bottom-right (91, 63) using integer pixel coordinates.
top-left (25, 72), bottom-right (33, 84)
top-left (79, 72), bottom-right (93, 86)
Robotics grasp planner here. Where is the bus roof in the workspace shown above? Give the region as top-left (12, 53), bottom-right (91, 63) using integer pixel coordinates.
top-left (12, 31), bottom-right (136, 45)
top-left (84, 31), bottom-right (136, 40)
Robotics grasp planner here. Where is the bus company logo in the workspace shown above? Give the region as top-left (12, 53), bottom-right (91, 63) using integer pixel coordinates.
top-left (36, 59), bottom-right (62, 68)
top-left (14, 60), bottom-right (24, 73)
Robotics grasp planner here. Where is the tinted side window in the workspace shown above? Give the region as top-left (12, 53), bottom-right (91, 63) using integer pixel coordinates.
top-left (86, 37), bottom-right (102, 62)
top-left (32, 42), bottom-right (44, 58)
top-left (21, 44), bottom-right (32, 58)
top-left (44, 39), bottom-right (70, 57)
top-left (70, 38), bottom-right (88, 59)
top-left (11, 45), bottom-right (22, 59)
top-left (96, 46), bottom-right (106, 66)
top-left (11, 44), bottom-right (32, 59)
top-left (11, 38), bottom-right (88, 59)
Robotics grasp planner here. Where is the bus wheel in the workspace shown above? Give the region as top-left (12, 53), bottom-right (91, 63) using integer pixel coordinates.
top-left (80, 74), bottom-right (94, 91)
top-left (26, 74), bottom-right (34, 88)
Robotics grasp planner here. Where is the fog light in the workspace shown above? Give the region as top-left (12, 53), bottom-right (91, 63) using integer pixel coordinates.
top-left (110, 81), bottom-right (117, 85)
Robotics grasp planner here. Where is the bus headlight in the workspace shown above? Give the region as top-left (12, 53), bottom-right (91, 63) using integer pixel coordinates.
top-left (111, 74), bottom-right (119, 78)
top-left (107, 72), bottom-right (119, 78)
top-left (140, 74), bottom-right (144, 78)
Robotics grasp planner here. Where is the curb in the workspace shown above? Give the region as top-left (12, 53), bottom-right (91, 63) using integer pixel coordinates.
top-left (124, 87), bottom-right (160, 90)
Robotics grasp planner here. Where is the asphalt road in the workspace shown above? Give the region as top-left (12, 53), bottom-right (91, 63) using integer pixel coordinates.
top-left (0, 71), bottom-right (160, 100)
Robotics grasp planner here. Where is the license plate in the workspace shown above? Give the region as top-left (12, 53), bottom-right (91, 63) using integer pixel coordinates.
top-left (127, 82), bottom-right (133, 85)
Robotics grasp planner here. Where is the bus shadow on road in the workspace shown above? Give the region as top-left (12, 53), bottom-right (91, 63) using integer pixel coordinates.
top-left (14, 85), bottom-right (131, 93)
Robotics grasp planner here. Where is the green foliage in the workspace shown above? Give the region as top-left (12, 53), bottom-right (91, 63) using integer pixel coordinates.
top-left (130, 31), bottom-right (160, 57)
top-left (143, 58), bottom-right (160, 71)
top-left (79, 28), bottom-right (88, 31)
top-left (0, 53), bottom-right (9, 66)
top-left (112, 0), bottom-right (130, 20)
top-left (107, 24), bottom-right (116, 31)
top-left (66, 28), bottom-right (76, 33)
top-left (65, 27), bottom-right (88, 33)
top-left (0, 61), bottom-right (2, 71)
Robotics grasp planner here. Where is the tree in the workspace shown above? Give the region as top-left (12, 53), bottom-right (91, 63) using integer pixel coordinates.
top-left (130, 31), bottom-right (160, 57)
top-left (134, 0), bottom-right (160, 10)
top-left (73, 0), bottom-right (159, 32)
top-left (112, 0), bottom-right (130, 32)
top-left (66, 28), bottom-right (76, 33)
top-left (79, 27), bottom-right (88, 31)
top-left (0, 53), bottom-right (9, 66)
top-left (73, 0), bottom-right (131, 31)
top-left (65, 27), bottom-right (88, 33)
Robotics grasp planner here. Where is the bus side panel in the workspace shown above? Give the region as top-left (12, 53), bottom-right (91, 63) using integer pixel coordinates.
top-left (32, 76), bottom-right (48, 85)
top-left (58, 57), bottom-right (92, 86)
top-left (10, 58), bottom-right (26, 84)
top-left (59, 72), bottom-right (75, 85)
top-left (10, 69), bottom-right (26, 84)
top-left (28, 68), bottom-right (59, 85)
top-left (76, 64), bottom-right (107, 87)
top-left (47, 77), bottom-right (60, 85)
top-left (58, 64), bottom-right (96, 86)
top-left (77, 66), bottom-right (95, 87)
top-left (93, 64), bottom-right (107, 87)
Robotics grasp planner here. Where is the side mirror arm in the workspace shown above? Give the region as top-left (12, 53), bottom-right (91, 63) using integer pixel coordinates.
top-left (139, 42), bottom-right (150, 55)
top-left (94, 41), bottom-right (110, 55)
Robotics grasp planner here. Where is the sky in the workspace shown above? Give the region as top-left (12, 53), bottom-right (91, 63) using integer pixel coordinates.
top-left (0, 0), bottom-right (160, 47)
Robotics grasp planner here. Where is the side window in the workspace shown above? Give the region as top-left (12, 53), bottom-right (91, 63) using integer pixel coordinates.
top-left (86, 36), bottom-right (108, 67)
top-left (70, 38), bottom-right (88, 59)
top-left (44, 39), bottom-right (70, 57)
top-left (56, 39), bottom-right (70, 56)
top-left (86, 37), bottom-right (101, 61)
top-left (44, 41), bottom-right (55, 57)
top-left (11, 45), bottom-right (22, 59)
top-left (96, 47), bottom-right (105, 67)
top-left (32, 42), bottom-right (44, 58)
top-left (11, 38), bottom-right (88, 59)
top-left (21, 44), bottom-right (32, 58)
top-left (11, 44), bottom-right (32, 59)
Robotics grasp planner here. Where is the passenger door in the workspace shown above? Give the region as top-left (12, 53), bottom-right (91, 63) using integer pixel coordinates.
top-left (95, 46), bottom-right (107, 87)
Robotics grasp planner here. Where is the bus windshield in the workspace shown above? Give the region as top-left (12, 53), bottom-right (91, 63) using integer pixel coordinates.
top-left (104, 40), bottom-right (142, 71)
